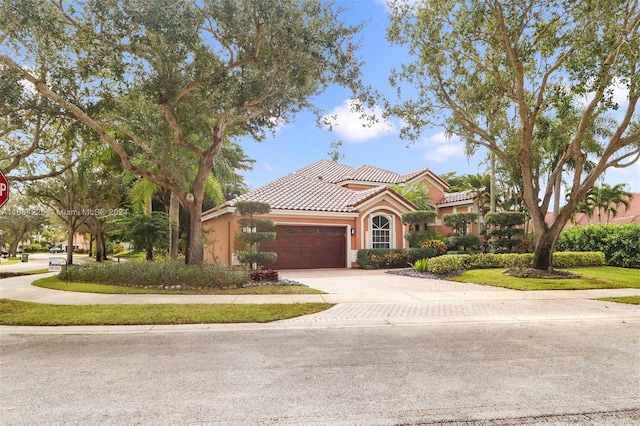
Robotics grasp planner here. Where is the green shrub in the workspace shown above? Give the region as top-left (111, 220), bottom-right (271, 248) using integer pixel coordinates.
top-left (552, 251), bottom-right (605, 268)
top-left (420, 239), bottom-right (448, 256)
top-left (411, 258), bottom-right (430, 273)
top-left (402, 210), bottom-right (438, 225)
top-left (427, 254), bottom-right (466, 274)
top-left (357, 248), bottom-right (441, 269)
top-left (61, 260), bottom-right (250, 289)
top-left (448, 234), bottom-right (480, 252)
top-left (405, 230), bottom-right (439, 248)
top-left (370, 250), bottom-right (410, 269)
top-left (557, 224), bottom-right (640, 268)
top-left (485, 211), bottom-right (528, 253)
top-left (443, 212), bottom-right (478, 235)
top-left (425, 251), bottom-right (605, 274)
top-left (234, 201), bottom-right (277, 271)
top-left (406, 247), bottom-right (440, 263)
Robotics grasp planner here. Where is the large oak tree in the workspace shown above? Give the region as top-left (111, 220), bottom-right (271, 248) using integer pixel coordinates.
top-left (387, 0), bottom-right (639, 270)
top-left (1, 0), bottom-right (365, 264)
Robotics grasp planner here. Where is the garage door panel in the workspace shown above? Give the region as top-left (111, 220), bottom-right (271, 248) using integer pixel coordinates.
top-left (262, 226), bottom-right (345, 269)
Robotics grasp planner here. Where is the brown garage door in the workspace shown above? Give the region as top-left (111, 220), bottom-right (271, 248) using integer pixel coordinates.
top-left (262, 226), bottom-right (346, 269)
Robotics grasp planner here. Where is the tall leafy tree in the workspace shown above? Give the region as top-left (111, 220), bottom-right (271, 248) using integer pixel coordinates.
top-left (0, 65), bottom-right (82, 181)
top-left (387, 0), bottom-right (640, 270)
top-left (0, 195), bottom-right (47, 256)
top-left (1, 0), bottom-right (366, 264)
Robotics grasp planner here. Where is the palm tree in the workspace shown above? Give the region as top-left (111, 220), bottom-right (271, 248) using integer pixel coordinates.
top-left (599, 183), bottom-right (633, 223)
top-left (584, 183), bottom-right (633, 224)
top-left (390, 182), bottom-right (436, 211)
top-left (572, 191), bottom-right (596, 224)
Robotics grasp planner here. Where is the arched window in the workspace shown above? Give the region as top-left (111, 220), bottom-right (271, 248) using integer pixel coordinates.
top-left (372, 215), bottom-right (391, 249)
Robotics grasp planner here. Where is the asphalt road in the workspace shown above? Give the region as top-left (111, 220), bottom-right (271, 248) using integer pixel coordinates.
top-left (1, 319), bottom-right (639, 425)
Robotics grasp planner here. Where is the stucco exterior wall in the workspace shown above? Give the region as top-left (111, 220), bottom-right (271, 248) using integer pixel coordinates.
top-left (203, 211), bottom-right (360, 266)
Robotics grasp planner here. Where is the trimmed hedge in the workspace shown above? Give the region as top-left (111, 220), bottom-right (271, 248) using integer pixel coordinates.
top-left (61, 260), bottom-right (250, 289)
top-left (423, 251), bottom-right (605, 274)
top-left (356, 248), bottom-right (441, 269)
top-left (557, 224), bottom-right (640, 268)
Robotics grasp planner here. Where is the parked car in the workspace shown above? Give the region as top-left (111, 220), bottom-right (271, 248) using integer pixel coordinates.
top-left (49, 247), bottom-right (65, 254)
top-left (1, 248), bottom-right (8, 258)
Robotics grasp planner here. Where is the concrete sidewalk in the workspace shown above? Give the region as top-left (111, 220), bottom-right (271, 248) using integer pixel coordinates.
top-left (1, 269), bottom-right (639, 330)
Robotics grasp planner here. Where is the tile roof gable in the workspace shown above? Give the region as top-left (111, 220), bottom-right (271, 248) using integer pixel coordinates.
top-left (223, 173), bottom-right (384, 212)
top-left (438, 190), bottom-right (478, 206)
top-left (294, 160), bottom-right (440, 186)
top-left (202, 160), bottom-right (442, 218)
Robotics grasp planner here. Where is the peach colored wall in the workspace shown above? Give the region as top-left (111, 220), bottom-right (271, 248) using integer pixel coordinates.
top-left (414, 176), bottom-right (446, 204)
top-left (360, 200), bottom-right (410, 249)
top-left (203, 214), bottom-right (237, 265)
top-left (435, 204), bottom-right (481, 236)
top-left (203, 212), bottom-right (359, 266)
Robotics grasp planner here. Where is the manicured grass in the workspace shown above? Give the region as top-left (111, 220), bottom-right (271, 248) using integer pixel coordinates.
top-left (0, 299), bottom-right (334, 326)
top-left (113, 250), bottom-right (146, 260)
top-left (447, 266), bottom-right (640, 290)
top-left (599, 296), bottom-right (640, 305)
top-left (1, 269), bottom-right (50, 279)
top-left (32, 276), bottom-right (324, 295)
top-left (0, 259), bottom-right (20, 266)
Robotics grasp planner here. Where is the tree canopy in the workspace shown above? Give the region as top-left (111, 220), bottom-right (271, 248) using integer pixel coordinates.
top-left (1, 0), bottom-right (366, 264)
top-left (387, 0), bottom-right (640, 269)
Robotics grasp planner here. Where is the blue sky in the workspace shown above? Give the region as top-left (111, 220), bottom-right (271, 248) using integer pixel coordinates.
top-left (236, 0), bottom-right (640, 194)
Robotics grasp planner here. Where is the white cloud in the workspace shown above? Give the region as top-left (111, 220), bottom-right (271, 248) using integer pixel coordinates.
top-left (262, 162), bottom-right (275, 172)
top-left (423, 132), bottom-right (452, 145)
top-left (575, 77), bottom-right (630, 112)
top-left (376, 0), bottom-right (420, 15)
top-left (426, 144), bottom-right (466, 163)
top-left (322, 99), bottom-right (397, 143)
top-left (421, 132), bottom-right (466, 163)
top-left (268, 116), bottom-right (287, 133)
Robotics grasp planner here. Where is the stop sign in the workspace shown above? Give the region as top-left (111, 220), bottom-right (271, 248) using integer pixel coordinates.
top-left (0, 170), bottom-right (8, 209)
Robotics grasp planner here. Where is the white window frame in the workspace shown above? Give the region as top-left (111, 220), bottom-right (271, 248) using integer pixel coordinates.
top-left (371, 214), bottom-right (392, 249)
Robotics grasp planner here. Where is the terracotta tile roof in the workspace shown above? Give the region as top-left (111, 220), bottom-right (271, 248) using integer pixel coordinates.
top-left (294, 160), bottom-right (436, 185)
top-left (203, 160), bottom-right (439, 216)
top-left (295, 160), bottom-right (355, 184)
top-left (438, 190), bottom-right (477, 205)
top-left (223, 173), bottom-right (386, 212)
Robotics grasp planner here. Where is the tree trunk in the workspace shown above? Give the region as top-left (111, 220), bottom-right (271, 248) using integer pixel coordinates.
top-left (66, 223), bottom-right (74, 265)
top-left (101, 235), bottom-right (108, 261)
top-left (169, 192), bottom-right (180, 259)
top-left (9, 236), bottom-right (20, 257)
top-left (185, 205), bottom-right (204, 265)
top-left (532, 234), bottom-right (555, 270)
top-left (182, 191), bottom-right (205, 265)
top-left (95, 228), bottom-right (103, 262)
top-left (552, 175), bottom-right (561, 220)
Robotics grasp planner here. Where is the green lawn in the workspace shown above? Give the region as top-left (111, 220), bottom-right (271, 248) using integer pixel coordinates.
top-left (447, 266), bottom-right (640, 290)
top-left (0, 299), bottom-right (333, 326)
top-left (599, 296), bottom-right (640, 305)
top-left (32, 276), bottom-right (324, 295)
top-left (1, 269), bottom-right (50, 279)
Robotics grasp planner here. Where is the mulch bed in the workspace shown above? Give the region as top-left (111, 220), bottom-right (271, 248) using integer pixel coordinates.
top-left (504, 268), bottom-right (581, 279)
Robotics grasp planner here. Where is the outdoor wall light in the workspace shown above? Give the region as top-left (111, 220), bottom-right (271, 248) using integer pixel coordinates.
top-left (351, 228), bottom-right (356, 236)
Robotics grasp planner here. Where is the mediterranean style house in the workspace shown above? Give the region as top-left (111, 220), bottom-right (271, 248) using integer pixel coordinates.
top-left (202, 160), bottom-right (481, 269)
